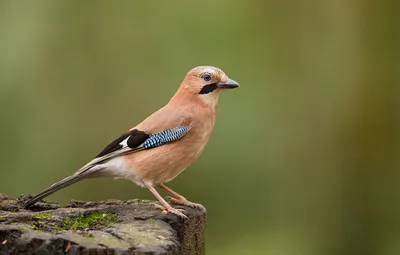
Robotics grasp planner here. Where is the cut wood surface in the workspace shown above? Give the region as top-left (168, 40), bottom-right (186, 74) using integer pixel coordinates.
top-left (0, 193), bottom-right (206, 255)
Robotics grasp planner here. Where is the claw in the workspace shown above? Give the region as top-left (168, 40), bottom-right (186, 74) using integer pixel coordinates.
top-left (166, 197), bottom-right (206, 212)
top-left (151, 203), bottom-right (188, 219)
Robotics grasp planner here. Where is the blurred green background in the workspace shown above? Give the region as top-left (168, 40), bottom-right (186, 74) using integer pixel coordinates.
top-left (0, 1), bottom-right (398, 254)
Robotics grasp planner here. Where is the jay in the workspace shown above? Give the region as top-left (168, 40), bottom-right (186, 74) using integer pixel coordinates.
top-left (23, 66), bottom-right (239, 218)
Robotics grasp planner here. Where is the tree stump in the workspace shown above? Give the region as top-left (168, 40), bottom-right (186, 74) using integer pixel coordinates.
top-left (0, 193), bottom-right (205, 255)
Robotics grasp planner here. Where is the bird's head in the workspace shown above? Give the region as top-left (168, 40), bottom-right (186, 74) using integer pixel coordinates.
top-left (171, 66), bottom-right (239, 108)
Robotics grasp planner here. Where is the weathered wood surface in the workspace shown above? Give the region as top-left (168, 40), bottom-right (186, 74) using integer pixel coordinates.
top-left (0, 194), bottom-right (205, 255)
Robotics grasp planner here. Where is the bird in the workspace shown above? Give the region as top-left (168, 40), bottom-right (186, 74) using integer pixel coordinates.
top-left (23, 66), bottom-right (239, 218)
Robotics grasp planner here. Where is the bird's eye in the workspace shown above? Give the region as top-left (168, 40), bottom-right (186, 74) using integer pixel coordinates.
top-left (202, 73), bottom-right (212, 82)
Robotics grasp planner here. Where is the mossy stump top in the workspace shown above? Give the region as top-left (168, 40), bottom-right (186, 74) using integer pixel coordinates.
top-left (0, 193), bottom-right (206, 255)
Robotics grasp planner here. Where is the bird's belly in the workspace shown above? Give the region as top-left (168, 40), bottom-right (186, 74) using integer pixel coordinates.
top-left (123, 137), bottom-right (207, 187)
top-left (98, 157), bottom-right (143, 185)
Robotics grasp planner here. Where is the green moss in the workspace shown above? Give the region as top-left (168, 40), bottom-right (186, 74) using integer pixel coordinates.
top-left (29, 212), bottom-right (118, 234)
top-left (20, 226), bottom-right (28, 231)
top-left (30, 224), bottom-right (43, 231)
top-left (30, 222), bottom-right (57, 232)
top-left (61, 212), bottom-right (119, 231)
top-left (31, 213), bottom-right (52, 220)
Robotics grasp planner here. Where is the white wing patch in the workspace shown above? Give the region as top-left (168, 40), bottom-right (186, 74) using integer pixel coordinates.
top-left (119, 136), bottom-right (130, 148)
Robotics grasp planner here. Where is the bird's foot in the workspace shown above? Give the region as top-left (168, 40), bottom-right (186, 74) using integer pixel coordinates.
top-left (152, 203), bottom-right (188, 219)
top-left (166, 197), bottom-right (206, 212)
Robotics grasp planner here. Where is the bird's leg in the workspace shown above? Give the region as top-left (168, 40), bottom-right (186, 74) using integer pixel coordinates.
top-left (147, 186), bottom-right (188, 219)
top-left (159, 184), bottom-right (206, 212)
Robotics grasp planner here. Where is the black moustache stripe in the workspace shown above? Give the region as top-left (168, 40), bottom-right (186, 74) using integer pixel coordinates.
top-left (199, 83), bottom-right (218, 94)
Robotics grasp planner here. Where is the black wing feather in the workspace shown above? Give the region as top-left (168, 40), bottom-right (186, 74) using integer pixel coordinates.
top-left (95, 129), bottom-right (149, 158)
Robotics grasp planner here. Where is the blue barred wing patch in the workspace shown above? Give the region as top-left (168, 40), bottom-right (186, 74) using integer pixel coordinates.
top-left (143, 126), bottom-right (189, 149)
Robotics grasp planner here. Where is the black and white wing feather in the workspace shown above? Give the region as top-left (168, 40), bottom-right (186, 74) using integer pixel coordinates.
top-left (78, 126), bottom-right (190, 174)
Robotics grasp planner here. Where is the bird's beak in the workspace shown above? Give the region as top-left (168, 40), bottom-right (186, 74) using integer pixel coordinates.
top-left (216, 78), bottom-right (240, 89)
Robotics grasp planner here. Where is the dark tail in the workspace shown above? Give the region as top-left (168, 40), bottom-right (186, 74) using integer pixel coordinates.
top-left (23, 171), bottom-right (93, 207)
